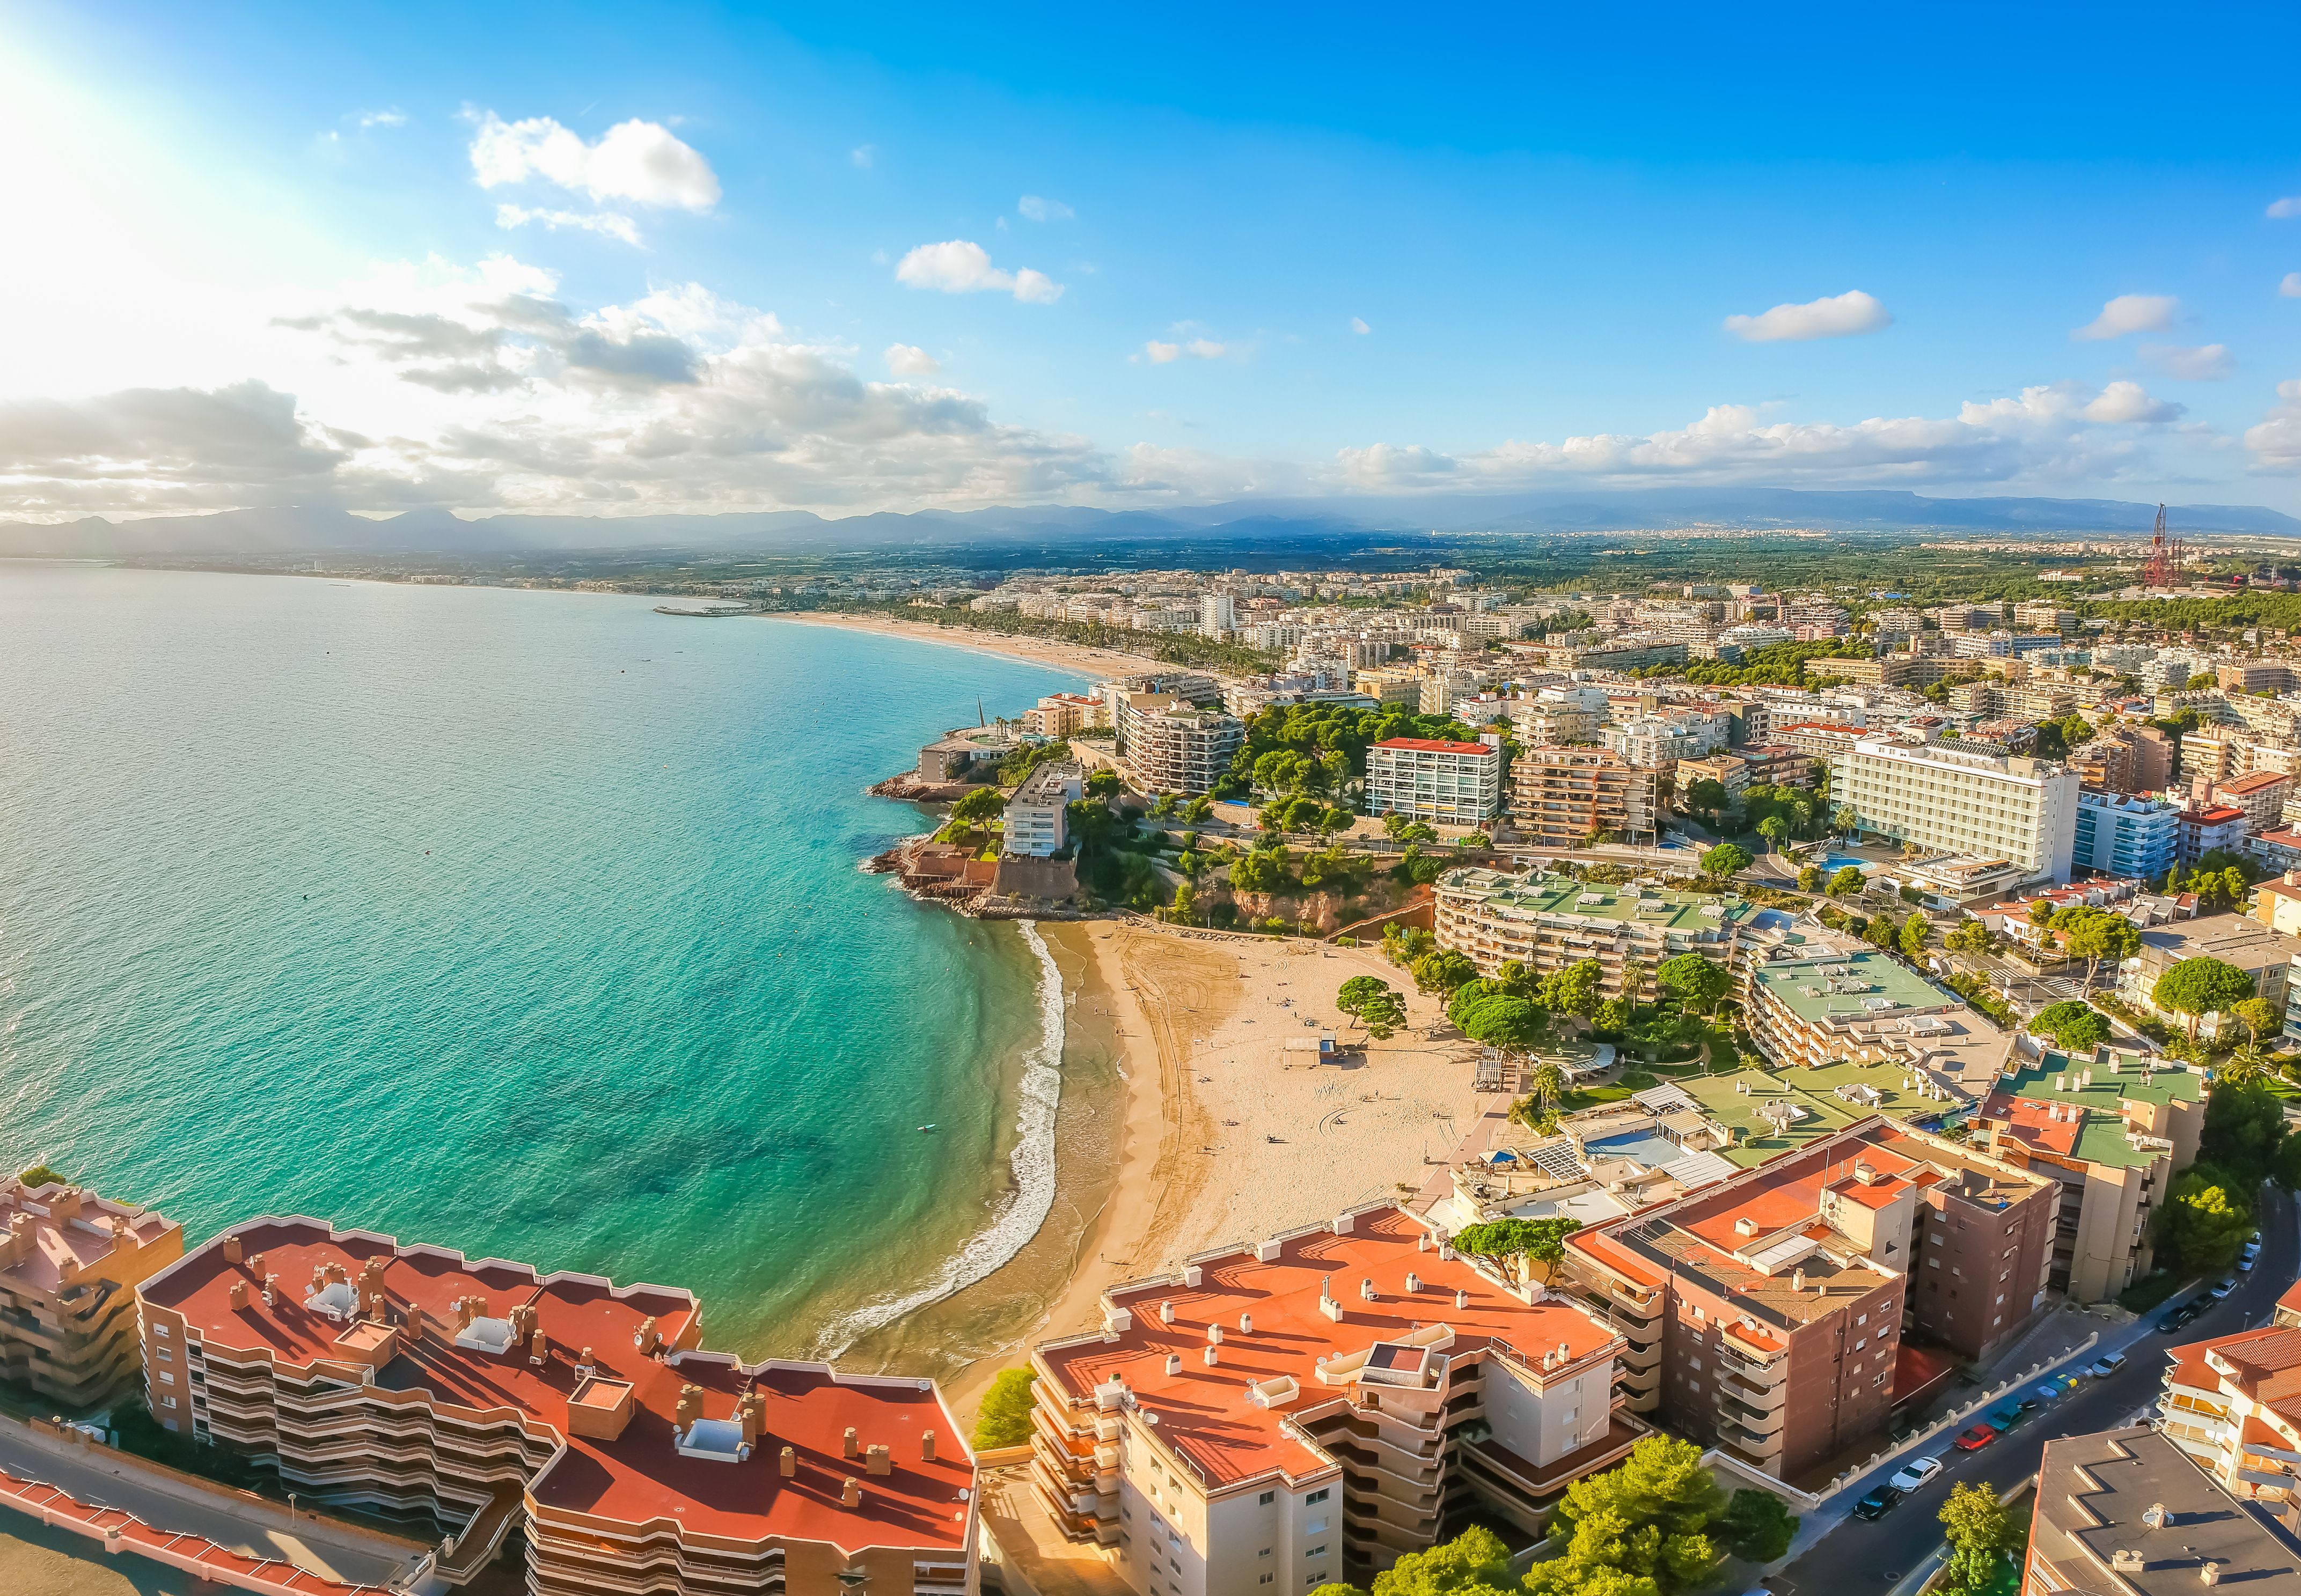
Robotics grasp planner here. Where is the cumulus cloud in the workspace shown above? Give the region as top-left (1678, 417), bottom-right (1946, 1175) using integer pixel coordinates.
top-left (2270, 197), bottom-right (2301, 219)
top-left (494, 204), bottom-right (642, 246)
top-left (2141, 342), bottom-right (2234, 381)
top-left (1017, 195), bottom-right (1073, 222)
top-left (356, 109), bottom-right (407, 129)
top-left (1350, 317), bottom-right (1371, 335)
top-left (2072, 293), bottom-right (2178, 341)
top-left (2249, 380), bottom-right (2301, 473)
top-left (1143, 338), bottom-right (1226, 364)
top-left (884, 343), bottom-right (940, 376)
top-left (1722, 290), bottom-right (1891, 342)
top-left (468, 113), bottom-right (720, 211)
top-left (894, 240), bottom-right (1064, 303)
top-left (2081, 380), bottom-right (2182, 423)
top-left (2283, 273), bottom-right (2301, 299)
top-left (0, 380), bottom-right (349, 516)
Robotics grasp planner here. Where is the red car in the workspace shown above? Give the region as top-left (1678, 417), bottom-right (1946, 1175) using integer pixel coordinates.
top-left (1953, 1424), bottom-right (1997, 1452)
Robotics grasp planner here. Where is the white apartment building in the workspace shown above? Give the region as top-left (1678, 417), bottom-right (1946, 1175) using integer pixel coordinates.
top-left (1199, 595), bottom-right (1239, 636)
top-left (1365, 738), bottom-right (1501, 823)
top-left (1006, 764), bottom-right (1084, 857)
top-left (1602, 716), bottom-right (1724, 769)
top-left (1119, 696), bottom-right (1245, 796)
top-left (1024, 692), bottom-right (1109, 737)
top-left (1830, 739), bottom-right (2080, 886)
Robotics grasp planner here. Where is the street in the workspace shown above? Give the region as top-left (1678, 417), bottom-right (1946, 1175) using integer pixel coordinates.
top-left (1772, 1179), bottom-right (2298, 1596)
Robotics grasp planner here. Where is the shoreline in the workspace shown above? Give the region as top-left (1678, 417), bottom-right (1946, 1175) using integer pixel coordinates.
top-left (936, 919), bottom-right (1476, 1423)
top-left (761, 609), bottom-right (1197, 683)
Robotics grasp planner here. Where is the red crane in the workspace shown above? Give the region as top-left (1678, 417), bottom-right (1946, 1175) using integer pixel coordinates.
top-left (2142, 503), bottom-right (2183, 588)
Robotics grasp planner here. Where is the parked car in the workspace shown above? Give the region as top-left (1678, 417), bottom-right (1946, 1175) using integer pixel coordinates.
top-left (1852, 1485), bottom-right (1903, 1520)
top-left (2240, 1253), bottom-right (2256, 1274)
top-left (1954, 1424), bottom-right (1998, 1452)
top-left (2243, 1237), bottom-right (2263, 1261)
top-left (1987, 1401), bottom-right (2027, 1432)
top-left (2159, 1302), bottom-right (2202, 1332)
top-left (2088, 1352), bottom-right (2129, 1378)
top-left (1889, 1456), bottom-right (1946, 1491)
top-left (2209, 1278), bottom-right (2238, 1301)
top-left (2036, 1381), bottom-right (2066, 1402)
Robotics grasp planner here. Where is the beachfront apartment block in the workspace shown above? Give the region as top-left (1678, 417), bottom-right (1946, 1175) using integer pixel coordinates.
top-left (1027, 1205), bottom-right (1638, 1594)
top-left (1970, 1050), bottom-right (2206, 1302)
top-left (1829, 739), bottom-right (2080, 886)
top-left (1562, 1117), bottom-right (2055, 1479)
top-left (1005, 764), bottom-right (1082, 857)
top-left (1, 1176), bottom-right (183, 1408)
top-left (1432, 867), bottom-right (1757, 994)
top-left (1023, 693), bottom-right (1108, 737)
top-left (2159, 1322), bottom-right (2301, 1529)
top-left (1743, 950), bottom-right (2012, 1091)
top-left (1364, 738), bottom-right (1501, 824)
top-left (135, 1219), bottom-right (977, 1595)
top-left (1508, 746), bottom-right (1658, 847)
top-left (2071, 789), bottom-right (2179, 882)
top-left (1117, 695), bottom-right (1244, 797)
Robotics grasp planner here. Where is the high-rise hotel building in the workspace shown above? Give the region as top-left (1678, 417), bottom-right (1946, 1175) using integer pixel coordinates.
top-left (1829, 739), bottom-right (2080, 886)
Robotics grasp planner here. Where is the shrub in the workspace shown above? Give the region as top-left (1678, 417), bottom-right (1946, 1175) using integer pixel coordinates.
top-left (972, 1369), bottom-right (1037, 1450)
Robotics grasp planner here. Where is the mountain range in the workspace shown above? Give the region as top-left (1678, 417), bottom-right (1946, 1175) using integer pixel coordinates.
top-left (5, 488), bottom-right (2298, 558)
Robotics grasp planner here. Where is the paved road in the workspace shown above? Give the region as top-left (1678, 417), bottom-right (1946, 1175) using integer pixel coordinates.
top-left (0, 1418), bottom-right (426, 1590)
top-left (1772, 1181), bottom-right (2298, 1596)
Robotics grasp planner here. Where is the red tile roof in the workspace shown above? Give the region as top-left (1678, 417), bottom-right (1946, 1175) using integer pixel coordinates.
top-left (1037, 1207), bottom-right (1615, 1490)
top-left (140, 1219), bottom-right (972, 1556)
top-left (2222, 772), bottom-right (2291, 795)
top-left (2165, 1325), bottom-right (2301, 1430)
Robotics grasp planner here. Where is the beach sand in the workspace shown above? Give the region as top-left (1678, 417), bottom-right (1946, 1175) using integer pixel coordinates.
top-left (764, 610), bottom-right (1190, 682)
top-left (943, 920), bottom-right (1477, 1420)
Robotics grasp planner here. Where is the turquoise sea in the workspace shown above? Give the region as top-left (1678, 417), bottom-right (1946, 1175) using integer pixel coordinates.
top-left (0, 564), bottom-right (1092, 1360)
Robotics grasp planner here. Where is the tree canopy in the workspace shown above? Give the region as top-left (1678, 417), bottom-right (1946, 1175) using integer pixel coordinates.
top-left (1528, 1434), bottom-right (1725, 1596)
top-left (1412, 948), bottom-right (1479, 996)
top-left (1827, 864), bottom-right (1866, 896)
top-left (2153, 957), bottom-right (2258, 1034)
top-left (971, 1368), bottom-right (1037, 1449)
top-left (2026, 1001), bottom-right (2111, 1053)
top-left (949, 785), bottom-right (1007, 827)
top-left (1655, 953), bottom-right (1729, 1015)
top-left (1453, 1216), bottom-right (1582, 1268)
top-left (1716, 1488), bottom-right (1798, 1563)
top-left (1698, 842), bottom-right (1751, 880)
top-left (1937, 1481), bottom-right (2019, 1595)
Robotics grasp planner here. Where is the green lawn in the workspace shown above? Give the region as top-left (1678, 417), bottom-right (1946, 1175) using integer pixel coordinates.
top-left (1559, 1085), bottom-right (1634, 1110)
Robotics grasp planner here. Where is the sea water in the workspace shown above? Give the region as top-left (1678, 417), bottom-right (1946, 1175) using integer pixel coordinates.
top-left (0, 564), bottom-right (1089, 1358)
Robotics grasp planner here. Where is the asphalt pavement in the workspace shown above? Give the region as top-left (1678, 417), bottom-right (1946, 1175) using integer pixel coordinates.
top-left (1770, 1179), bottom-right (2298, 1596)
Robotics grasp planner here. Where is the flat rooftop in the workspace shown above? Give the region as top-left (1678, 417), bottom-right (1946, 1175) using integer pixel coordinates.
top-left (2031, 1426), bottom-right (2301, 1593)
top-left (1673, 1064), bottom-right (1963, 1168)
top-left (140, 1218), bottom-right (971, 1555)
top-left (1037, 1207), bottom-right (1615, 1489)
top-left (1434, 869), bottom-right (1757, 934)
top-left (1982, 1054), bottom-right (2202, 1170)
top-left (1749, 950), bottom-right (1961, 1027)
top-left (1, 1180), bottom-right (179, 1297)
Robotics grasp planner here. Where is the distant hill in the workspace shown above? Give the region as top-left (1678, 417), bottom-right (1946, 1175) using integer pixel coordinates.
top-left (4, 488), bottom-right (2297, 557)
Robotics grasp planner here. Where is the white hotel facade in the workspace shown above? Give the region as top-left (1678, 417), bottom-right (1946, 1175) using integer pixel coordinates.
top-left (1830, 739), bottom-right (2080, 886)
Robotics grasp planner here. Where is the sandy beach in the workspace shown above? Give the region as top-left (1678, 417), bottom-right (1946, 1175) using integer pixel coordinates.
top-left (764, 609), bottom-right (1193, 682)
top-left (944, 920), bottom-right (1478, 1418)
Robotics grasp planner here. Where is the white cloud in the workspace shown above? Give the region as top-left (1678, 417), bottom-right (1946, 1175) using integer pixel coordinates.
top-left (2139, 342), bottom-right (2234, 381)
top-left (1144, 338), bottom-right (1225, 364)
top-left (895, 241), bottom-right (1064, 303)
top-left (2072, 293), bottom-right (2178, 340)
top-left (1721, 290), bottom-right (1891, 343)
top-left (884, 343), bottom-right (940, 376)
top-left (2283, 273), bottom-right (2301, 299)
top-left (851, 145), bottom-right (875, 169)
top-left (2081, 380), bottom-right (2182, 423)
top-left (1350, 317), bottom-right (1371, 335)
top-left (1017, 195), bottom-right (1073, 222)
top-left (494, 204), bottom-right (642, 247)
top-left (0, 380), bottom-right (351, 515)
top-left (2269, 197), bottom-right (2301, 219)
top-left (356, 109), bottom-right (407, 129)
top-left (468, 113), bottom-right (720, 211)
top-left (2249, 380), bottom-right (2301, 473)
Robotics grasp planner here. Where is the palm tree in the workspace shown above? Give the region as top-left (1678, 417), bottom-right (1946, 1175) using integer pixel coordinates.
top-left (1621, 958), bottom-right (1649, 1017)
top-left (1529, 1061), bottom-right (1567, 1116)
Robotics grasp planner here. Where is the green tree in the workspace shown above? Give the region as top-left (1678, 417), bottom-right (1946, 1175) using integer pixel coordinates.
top-left (1898, 910), bottom-right (1930, 960)
top-left (1167, 880), bottom-right (1197, 922)
top-left (2236, 996), bottom-right (2283, 1047)
top-left (1084, 768), bottom-right (1122, 799)
top-left (1594, 995), bottom-right (1632, 1032)
top-left (1412, 949), bottom-right (1479, 996)
top-left (1756, 815), bottom-right (1789, 855)
top-left (1181, 796), bottom-right (1213, 823)
top-left (1369, 1526), bottom-right (1515, 1596)
top-left (1528, 1059), bottom-right (1567, 1113)
top-left (1945, 918), bottom-right (1996, 955)
top-left (1796, 864), bottom-right (1822, 893)
top-left (1540, 958), bottom-right (1607, 1020)
top-left (1382, 924), bottom-right (1438, 967)
top-left (2153, 957), bottom-right (2259, 1036)
top-left (1453, 1218), bottom-right (1584, 1273)
top-left (1827, 864), bottom-right (1865, 896)
top-left (2154, 1171), bottom-right (2254, 1273)
top-left (1338, 975), bottom-right (1395, 1020)
top-left (1457, 995), bottom-right (1548, 1050)
top-left (2027, 1001), bottom-right (2111, 1053)
top-left (1716, 1488), bottom-right (1798, 1563)
top-left (1938, 1482), bottom-right (2018, 1595)
top-left (18, 1163), bottom-right (66, 1188)
top-left (1231, 848), bottom-right (1286, 893)
top-left (1699, 842), bottom-right (1753, 881)
top-left (971, 1368), bottom-right (1037, 1449)
top-left (1533, 1435), bottom-right (1725, 1596)
top-left (2199, 1080), bottom-right (2291, 1189)
top-left (2062, 911), bottom-right (2141, 992)
top-left (949, 785), bottom-right (1007, 828)
top-left (1361, 991), bottom-right (1408, 1039)
top-left (1657, 953), bottom-right (1729, 1016)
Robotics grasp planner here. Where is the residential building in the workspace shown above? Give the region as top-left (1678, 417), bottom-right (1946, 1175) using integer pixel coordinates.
top-left (2251, 830), bottom-right (2301, 877)
top-left (1603, 716), bottom-right (1724, 770)
top-left (1, 1178), bottom-right (182, 1408)
top-left (2028, 1425), bottom-right (2301, 1591)
top-left (1830, 739), bottom-right (2080, 886)
top-left (2218, 660), bottom-right (2297, 696)
top-left (1775, 722), bottom-right (1870, 761)
top-left (2011, 601), bottom-right (2077, 633)
top-left (1744, 950), bottom-right (2012, 1087)
top-left (1509, 746), bottom-right (1658, 847)
top-left (1027, 1205), bottom-right (1639, 1592)
top-left (1802, 653), bottom-right (1914, 688)
top-left (2162, 1321), bottom-right (2301, 1531)
top-left (2182, 730), bottom-right (2253, 784)
top-left (1023, 693), bottom-right (1108, 737)
top-left (1735, 745), bottom-right (1820, 789)
top-left (1890, 854), bottom-right (2038, 905)
top-left (1972, 1051), bottom-right (2207, 1301)
top-left (1118, 696), bottom-right (1245, 796)
top-left (2219, 770), bottom-right (2292, 833)
top-left (1198, 594), bottom-right (1238, 636)
top-left (1561, 1119), bottom-right (2052, 1480)
top-left (136, 1219), bottom-right (977, 1594)
top-left (1353, 665), bottom-right (1427, 708)
top-left (1101, 673), bottom-right (1222, 734)
top-left (2071, 790), bottom-right (2179, 882)
top-left (1432, 868), bottom-right (1757, 990)
top-left (1005, 764), bottom-right (1083, 857)
top-left (1675, 752), bottom-right (1750, 803)
top-left (1365, 738), bottom-right (1501, 823)
top-left (2120, 916), bottom-right (2301, 1036)
top-left (1512, 705), bottom-right (1602, 746)
top-left (2175, 804), bottom-right (2249, 866)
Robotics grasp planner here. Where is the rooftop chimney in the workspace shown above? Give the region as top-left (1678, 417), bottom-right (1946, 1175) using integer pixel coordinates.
top-left (634, 1315), bottom-right (661, 1355)
top-left (228, 1281), bottom-right (248, 1309)
top-left (455, 1296), bottom-right (478, 1330)
top-left (841, 1477), bottom-right (861, 1507)
top-left (779, 1445), bottom-right (796, 1479)
top-left (675, 1384), bottom-right (704, 1431)
top-left (843, 1425), bottom-right (860, 1460)
top-left (921, 1430), bottom-right (936, 1463)
top-left (1159, 1299), bottom-right (1174, 1324)
top-left (1456, 1289), bottom-right (1470, 1310)
top-left (1204, 1347), bottom-right (1220, 1366)
top-left (1239, 1312), bottom-right (1254, 1334)
top-left (1166, 1354), bottom-right (1182, 1375)
top-left (406, 1306), bottom-right (427, 1343)
top-left (222, 1236), bottom-right (243, 1265)
top-left (1792, 1268), bottom-right (1806, 1292)
top-left (1405, 1272), bottom-right (1423, 1293)
top-left (1206, 1325), bottom-right (1223, 1345)
top-left (867, 1444), bottom-right (891, 1477)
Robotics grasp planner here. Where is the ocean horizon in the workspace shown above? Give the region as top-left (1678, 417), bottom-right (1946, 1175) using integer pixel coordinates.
top-left (0, 563), bottom-right (1093, 1362)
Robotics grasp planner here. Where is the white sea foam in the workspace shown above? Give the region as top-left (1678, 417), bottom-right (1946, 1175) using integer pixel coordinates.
top-left (817, 918), bottom-right (1065, 1356)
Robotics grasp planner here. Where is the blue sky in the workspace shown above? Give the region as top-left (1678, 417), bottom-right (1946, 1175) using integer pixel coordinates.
top-left (3, 1), bottom-right (2299, 519)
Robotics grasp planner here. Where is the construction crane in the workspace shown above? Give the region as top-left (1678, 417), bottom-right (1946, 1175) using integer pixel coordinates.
top-left (2143, 503), bottom-right (2184, 588)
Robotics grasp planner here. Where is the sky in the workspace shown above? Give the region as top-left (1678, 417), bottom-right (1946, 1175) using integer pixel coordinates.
top-left (3, 1), bottom-right (2299, 523)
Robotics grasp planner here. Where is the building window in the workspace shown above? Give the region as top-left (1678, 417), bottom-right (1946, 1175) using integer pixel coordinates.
top-left (1307, 1546), bottom-right (1328, 1558)
top-left (1259, 1490), bottom-right (1276, 1505)
top-left (153, 1324), bottom-right (171, 1337)
top-left (1306, 1489), bottom-right (1330, 1505)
